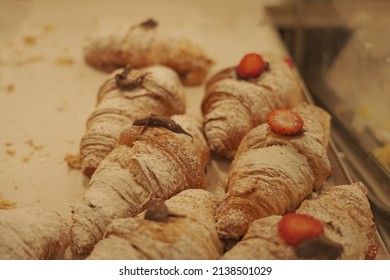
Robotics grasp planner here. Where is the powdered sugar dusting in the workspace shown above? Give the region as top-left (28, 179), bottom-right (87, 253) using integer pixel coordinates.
top-left (236, 103), bottom-right (332, 189)
top-left (87, 189), bottom-right (223, 260)
top-left (202, 53), bottom-right (303, 158)
top-left (80, 64), bottom-right (185, 176)
top-left (84, 19), bottom-right (213, 85)
top-left (0, 206), bottom-right (70, 259)
top-left (72, 114), bottom-right (209, 254)
top-left (216, 145), bottom-right (315, 240)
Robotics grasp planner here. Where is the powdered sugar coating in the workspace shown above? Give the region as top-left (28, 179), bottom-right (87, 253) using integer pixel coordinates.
top-left (236, 103), bottom-right (332, 189)
top-left (297, 182), bottom-right (376, 259)
top-left (80, 65), bottom-right (185, 177)
top-left (72, 114), bottom-right (209, 255)
top-left (0, 206), bottom-right (70, 259)
top-left (222, 183), bottom-right (376, 260)
top-left (216, 104), bottom-right (331, 241)
top-left (87, 189), bottom-right (223, 260)
top-left (202, 53), bottom-right (303, 159)
top-left (217, 145), bottom-right (315, 240)
top-left (84, 20), bottom-right (214, 85)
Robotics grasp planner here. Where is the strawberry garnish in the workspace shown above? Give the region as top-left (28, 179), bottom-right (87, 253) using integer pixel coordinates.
top-left (365, 243), bottom-right (378, 260)
top-left (284, 57), bottom-right (294, 68)
top-left (278, 213), bottom-right (324, 246)
top-left (236, 53), bottom-right (267, 79)
top-left (266, 109), bottom-right (304, 136)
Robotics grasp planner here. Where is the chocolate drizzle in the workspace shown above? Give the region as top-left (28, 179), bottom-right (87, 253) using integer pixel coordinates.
top-left (144, 199), bottom-right (186, 222)
top-left (115, 67), bottom-right (149, 91)
top-left (133, 114), bottom-right (193, 138)
top-left (144, 199), bottom-right (170, 222)
top-left (295, 236), bottom-right (344, 260)
top-left (139, 18), bottom-right (158, 29)
top-left (264, 61), bottom-right (270, 71)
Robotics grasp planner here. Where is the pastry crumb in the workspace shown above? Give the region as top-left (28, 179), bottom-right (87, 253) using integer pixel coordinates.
top-left (56, 100), bottom-right (68, 112)
top-left (25, 139), bottom-right (44, 150)
top-left (65, 152), bottom-right (81, 170)
top-left (23, 35), bottom-right (36, 46)
top-left (42, 24), bottom-right (55, 34)
top-left (6, 84), bottom-right (15, 93)
top-left (56, 56), bottom-right (75, 65)
top-left (22, 156), bottom-right (30, 163)
top-left (6, 148), bottom-right (16, 156)
top-left (0, 194), bottom-right (17, 209)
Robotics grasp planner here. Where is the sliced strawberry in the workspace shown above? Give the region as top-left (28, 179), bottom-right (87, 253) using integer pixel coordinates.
top-left (365, 243), bottom-right (378, 260)
top-left (278, 213), bottom-right (324, 246)
top-left (284, 57), bottom-right (294, 68)
top-left (266, 109), bottom-right (304, 136)
top-left (236, 53), bottom-right (266, 79)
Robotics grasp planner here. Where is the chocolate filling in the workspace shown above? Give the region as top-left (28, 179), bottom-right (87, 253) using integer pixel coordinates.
top-left (295, 236), bottom-right (344, 260)
top-left (115, 67), bottom-right (149, 91)
top-left (133, 114), bottom-right (193, 138)
top-left (144, 199), bottom-right (186, 223)
top-left (140, 18), bottom-right (158, 29)
top-left (144, 199), bottom-right (170, 222)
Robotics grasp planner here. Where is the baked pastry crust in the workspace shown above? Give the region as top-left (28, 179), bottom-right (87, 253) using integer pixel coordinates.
top-left (80, 65), bottom-right (185, 177)
top-left (0, 206), bottom-right (70, 260)
top-left (84, 19), bottom-right (214, 86)
top-left (216, 104), bottom-right (331, 241)
top-left (201, 53), bottom-right (303, 159)
top-left (87, 189), bottom-right (223, 260)
top-left (71, 114), bottom-right (209, 255)
top-left (221, 182), bottom-right (377, 260)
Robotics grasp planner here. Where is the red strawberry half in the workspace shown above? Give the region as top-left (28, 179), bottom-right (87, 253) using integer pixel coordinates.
top-left (236, 53), bottom-right (267, 79)
top-left (284, 57), bottom-right (294, 68)
top-left (278, 213), bottom-right (324, 246)
top-left (266, 109), bottom-right (304, 136)
top-left (365, 244), bottom-right (378, 260)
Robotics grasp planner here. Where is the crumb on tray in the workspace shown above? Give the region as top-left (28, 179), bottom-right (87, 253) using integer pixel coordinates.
top-left (23, 36), bottom-right (36, 46)
top-left (6, 84), bottom-right (15, 93)
top-left (25, 139), bottom-right (44, 151)
top-left (56, 56), bottom-right (75, 65)
top-left (6, 149), bottom-right (16, 156)
top-left (65, 152), bottom-right (81, 170)
top-left (22, 156), bottom-right (30, 163)
top-left (0, 84), bottom-right (15, 94)
top-left (0, 194), bottom-right (17, 209)
top-left (42, 24), bottom-right (55, 34)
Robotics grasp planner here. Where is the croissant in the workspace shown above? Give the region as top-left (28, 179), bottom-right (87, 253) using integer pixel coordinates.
top-left (87, 189), bottom-right (223, 260)
top-left (201, 53), bottom-right (303, 159)
top-left (71, 114), bottom-right (209, 255)
top-left (221, 182), bottom-right (378, 260)
top-left (0, 206), bottom-right (70, 260)
top-left (84, 18), bottom-right (214, 86)
top-left (80, 65), bottom-right (185, 177)
top-left (216, 103), bottom-right (331, 241)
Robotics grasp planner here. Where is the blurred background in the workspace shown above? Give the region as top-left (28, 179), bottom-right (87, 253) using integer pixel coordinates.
top-left (265, 0), bottom-right (390, 249)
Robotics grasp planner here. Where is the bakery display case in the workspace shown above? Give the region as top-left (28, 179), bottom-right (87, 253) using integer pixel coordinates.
top-left (267, 0), bottom-right (390, 251)
top-left (0, 0), bottom-right (389, 259)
